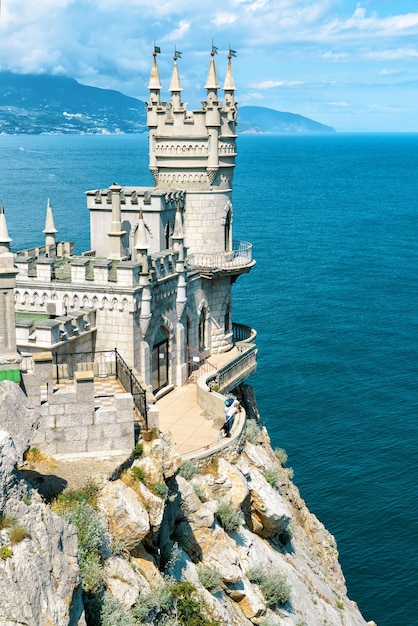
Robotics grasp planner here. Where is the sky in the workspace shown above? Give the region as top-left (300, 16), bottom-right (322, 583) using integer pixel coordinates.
top-left (0, 0), bottom-right (417, 132)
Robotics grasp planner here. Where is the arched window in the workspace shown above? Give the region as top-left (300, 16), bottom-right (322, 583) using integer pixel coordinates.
top-left (165, 222), bottom-right (171, 249)
top-left (151, 326), bottom-right (169, 393)
top-left (198, 309), bottom-right (206, 351)
top-left (224, 209), bottom-right (232, 252)
top-left (225, 301), bottom-right (231, 333)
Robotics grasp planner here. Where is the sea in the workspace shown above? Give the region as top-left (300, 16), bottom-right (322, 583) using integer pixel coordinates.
top-left (1, 132), bottom-right (417, 626)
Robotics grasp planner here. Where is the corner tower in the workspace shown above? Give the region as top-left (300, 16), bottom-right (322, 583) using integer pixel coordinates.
top-left (147, 48), bottom-right (238, 257)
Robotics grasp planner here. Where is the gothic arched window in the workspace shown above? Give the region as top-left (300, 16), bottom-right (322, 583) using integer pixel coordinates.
top-left (151, 326), bottom-right (169, 393)
top-left (198, 309), bottom-right (206, 351)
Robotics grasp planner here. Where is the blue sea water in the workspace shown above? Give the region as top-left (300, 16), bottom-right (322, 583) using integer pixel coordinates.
top-left (1, 132), bottom-right (418, 626)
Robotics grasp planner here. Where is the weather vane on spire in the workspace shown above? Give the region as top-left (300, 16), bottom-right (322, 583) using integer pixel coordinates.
top-left (153, 42), bottom-right (161, 57)
top-left (228, 45), bottom-right (237, 59)
top-left (174, 47), bottom-right (182, 61)
top-left (211, 40), bottom-right (218, 56)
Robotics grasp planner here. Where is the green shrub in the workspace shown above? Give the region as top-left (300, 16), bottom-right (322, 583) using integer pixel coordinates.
top-left (51, 478), bottom-right (99, 513)
top-left (179, 460), bottom-right (197, 480)
top-left (0, 514), bottom-right (14, 530)
top-left (263, 466), bottom-right (279, 489)
top-left (259, 572), bottom-right (291, 608)
top-left (245, 420), bottom-right (260, 443)
top-left (131, 590), bottom-right (155, 621)
top-left (61, 500), bottom-right (106, 594)
top-left (133, 442), bottom-right (144, 459)
top-left (0, 546), bottom-right (13, 560)
top-left (216, 501), bottom-right (241, 532)
top-left (274, 447), bottom-right (288, 466)
top-left (101, 592), bottom-right (134, 626)
top-left (153, 482), bottom-right (168, 498)
top-left (287, 467), bottom-right (294, 480)
top-left (197, 564), bottom-right (221, 592)
top-left (24, 447), bottom-right (45, 462)
top-left (200, 456), bottom-right (218, 477)
top-left (9, 524), bottom-right (30, 545)
top-left (248, 566), bottom-right (291, 608)
top-left (260, 617), bottom-right (280, 626)
top-left (247, 565), bottom-right (265, 585)
top-left (192, 483), bottom-right (204, 500)
top-left (132, 578), bottom-right (221, 626)
top-left (170, 580), bottom-right (221, 625)
top-left (130, 466), bottom-right (145, 482)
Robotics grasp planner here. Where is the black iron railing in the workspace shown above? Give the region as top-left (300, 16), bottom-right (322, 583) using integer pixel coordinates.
top-left (115, 350), bottom-right (148, 429)
top-left (53, 349), bottom-right (148, 427)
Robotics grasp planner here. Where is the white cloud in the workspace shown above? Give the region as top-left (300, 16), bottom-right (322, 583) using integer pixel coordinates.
top-left (250, 80), bottom-right (304, 89)
top-left (212, 12), bottom-right (238, 26)
top-left (163, 20), bottom-right (191, 42)
top-left (367, 48), bottom-right (418, 60)
top-left (1, 0), bottom-right (418, 130)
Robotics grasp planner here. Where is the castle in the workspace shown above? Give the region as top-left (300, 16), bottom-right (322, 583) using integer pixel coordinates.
top-left (0, 49), bottom-right (257, 457)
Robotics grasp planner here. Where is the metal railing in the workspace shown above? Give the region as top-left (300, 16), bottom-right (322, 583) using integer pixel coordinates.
top-left (53, 349), bottom-right (148, 427)
top-left (186, 347), bottom-right (216, 382)
top-left (115, 350), bottom-right (148, 429)
top-left (207, 344), bottom-right (257, 392)
top-left (186, 241), bottom-right (253, 271)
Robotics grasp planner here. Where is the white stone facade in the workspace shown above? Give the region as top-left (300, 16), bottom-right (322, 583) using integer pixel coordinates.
top-left (9, 51), bottom-right (255, 397)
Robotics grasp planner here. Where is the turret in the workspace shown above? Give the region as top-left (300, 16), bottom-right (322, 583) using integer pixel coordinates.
top-left (169, 52), bottom-right (183, 111)
top-left (43, 198), bottom-right (58, 250)
top-left (205, 49), bottom-right (221, 171)
top-left (0, 204), bottom-right (12, 255)
top-left (148, 50), bottom-right (162, 107)
top-left (0, 205), bottom-right (20, 369)
top-left (205, 48), bottom-right (220, 108)
top-left (223, 50), bottom-right (237, 131)
top-left (107, 183), bottom-right (127, 261)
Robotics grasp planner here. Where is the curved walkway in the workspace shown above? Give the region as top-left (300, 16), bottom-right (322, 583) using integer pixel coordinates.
top-left (157, 351), bottom-right (247, 460)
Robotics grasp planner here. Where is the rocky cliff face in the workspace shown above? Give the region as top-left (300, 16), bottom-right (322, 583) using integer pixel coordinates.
top-left (0, 381), bottom-right (376, 626)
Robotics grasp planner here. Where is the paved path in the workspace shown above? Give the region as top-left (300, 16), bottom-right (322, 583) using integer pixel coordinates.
top-left (157, 348), bottom-right (244, 456)
top-left (157, 383), bottom-right (222, 455)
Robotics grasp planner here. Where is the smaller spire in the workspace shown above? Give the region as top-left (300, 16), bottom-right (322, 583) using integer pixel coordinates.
top-left (0, 205), bottom-right (12, 253)
top-left (205, 53), bottom-right (219, 90)
top-left (169, 60), bottom-right (183, 94)
top-left (148, 55), bottom-right (162, 91)
top-left (43, 198), bottom-right (58, 235)
top-left (223, 58), bottom-right (236, 92)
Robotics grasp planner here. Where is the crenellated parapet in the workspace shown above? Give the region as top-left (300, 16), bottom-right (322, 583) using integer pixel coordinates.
top-left (147, 48), bottom-right (237, 192)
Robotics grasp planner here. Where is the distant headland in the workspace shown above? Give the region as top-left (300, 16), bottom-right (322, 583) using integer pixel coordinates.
top-left (0, 71), bottom-right (335, 136)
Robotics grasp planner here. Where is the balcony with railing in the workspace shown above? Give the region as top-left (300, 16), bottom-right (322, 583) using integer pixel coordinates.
top-left (186, 240), bottom-right (254, 273)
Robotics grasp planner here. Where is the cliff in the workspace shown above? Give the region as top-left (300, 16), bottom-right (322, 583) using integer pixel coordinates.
top-left (0, 380), bottom-right (375, 626)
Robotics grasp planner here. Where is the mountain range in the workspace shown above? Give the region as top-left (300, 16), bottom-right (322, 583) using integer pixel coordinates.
top-left (0, 72), bottom-right (335, 135)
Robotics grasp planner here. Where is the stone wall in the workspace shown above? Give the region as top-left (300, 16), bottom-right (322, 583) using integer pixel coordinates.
top-left (23, 357), bottom-right (135, 458)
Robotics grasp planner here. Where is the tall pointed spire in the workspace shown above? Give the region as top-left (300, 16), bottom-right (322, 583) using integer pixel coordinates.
top-left (205, 51), bottom-right (219, 92)
top-left (148, 49), bottom-right (162, 105)
top-left (223, 58), bottom-right (236, 93)
top-left (43, 198), bottom-right (58, 249)
top-left (169, 52), bottom-right (183, 110)
top-left (0, 205), bottom-right (12, 254)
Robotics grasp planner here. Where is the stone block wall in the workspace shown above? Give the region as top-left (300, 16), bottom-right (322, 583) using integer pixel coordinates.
top-left (24, 359), bottom-right (135, 458)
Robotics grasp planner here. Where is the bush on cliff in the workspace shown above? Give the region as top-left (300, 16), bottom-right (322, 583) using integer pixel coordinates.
top-left (216, 500), bottom-right (241, 532)
top-left (132, 577), bottom-right (221, 625)
top-left (248, 565), bottom-right (291, 607)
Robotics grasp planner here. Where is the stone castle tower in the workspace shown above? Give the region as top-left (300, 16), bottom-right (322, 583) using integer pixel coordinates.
top-left (147, 49), bottom-right (238, 257)
top-left (11, 49), bottom-right (255, 402)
